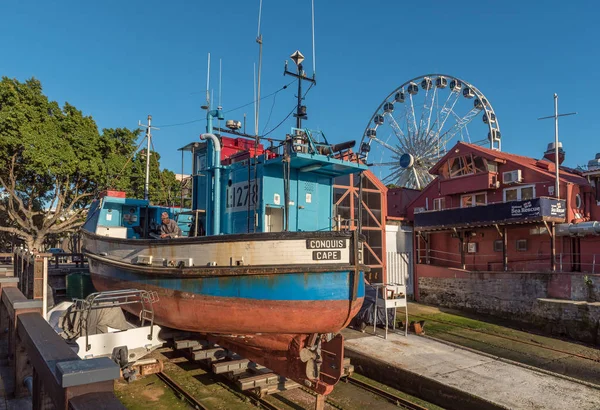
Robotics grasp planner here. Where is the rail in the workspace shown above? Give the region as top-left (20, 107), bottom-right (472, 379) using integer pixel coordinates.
top-left (417, 248), bottom-right (600, 273)
top-left (48, 252), bottom-right (88, 269)
top-left (0, 253), bottom-right (124, 409)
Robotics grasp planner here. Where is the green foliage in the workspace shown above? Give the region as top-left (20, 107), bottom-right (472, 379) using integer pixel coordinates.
top-left (0, 77), bottom-right (181, 249)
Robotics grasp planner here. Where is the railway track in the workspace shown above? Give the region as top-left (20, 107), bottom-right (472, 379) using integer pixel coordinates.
top-left (156, 360), bottom-right (430, 410)
top-left (409, 314), bottom-right (600, 364)
top-left (344, 377), bottom-right (428, 410)
top-left (156, 371), bottom-right (209, 410)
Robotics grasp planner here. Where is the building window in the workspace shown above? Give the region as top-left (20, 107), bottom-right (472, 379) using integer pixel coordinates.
top-left (516, 239), bottom-right (527, 252)
top-left (575, 193), bottom-right (582, 209)
top-left (449, 155), bottom-right (474, 178)
top-left (461, 192), bottom-right (487, 208)
top-left (433, 198), bottom-right (445, 211)
top-left (494, 240), bottom-right (503, 252)
top-left (447, 154), bottom-right (492, 178)
top-left (503, 185), bottom-right (535, 202)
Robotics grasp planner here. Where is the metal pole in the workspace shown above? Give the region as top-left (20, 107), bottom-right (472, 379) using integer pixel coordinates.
top-left (551, 223), bottom-right (556, 272)
top-left (296, 64), bottom-right (303, 129)
top-left (502, 226), bottom-right (508, 272)
top-left (180, 149), bottom-right (185, 209)
top-left (554, 94), bottom-right (560, 199)
top-left (144, 115), bottom-right (152, 201)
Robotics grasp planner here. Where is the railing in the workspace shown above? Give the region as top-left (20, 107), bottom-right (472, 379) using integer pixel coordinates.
top-left (415, 196), bottom-right (560, 213)
top-left (416, 248), bottom-right (600, 273)
top-left (48, 252), bottom-right (87, 269)
top-left (0, 253), bottom-right (124, 409)
top-left (0, 253), bottom-right (14, 264)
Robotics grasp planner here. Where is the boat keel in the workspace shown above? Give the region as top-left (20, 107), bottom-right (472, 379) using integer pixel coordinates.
top-left (209, 332), bottom-right (345, 395)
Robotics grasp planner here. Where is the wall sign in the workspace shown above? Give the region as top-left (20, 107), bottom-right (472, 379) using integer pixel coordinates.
top-left (225, 180), bottom-right (260, 213)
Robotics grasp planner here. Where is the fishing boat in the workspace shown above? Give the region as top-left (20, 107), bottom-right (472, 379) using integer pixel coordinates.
top-left (81, 51), bottom-right (368, 395)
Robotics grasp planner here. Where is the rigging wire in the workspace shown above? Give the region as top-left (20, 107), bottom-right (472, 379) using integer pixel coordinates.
top-left (263, 80), bottom-right (314, 137)
top-left (155, 81), bottom-right (293, 128)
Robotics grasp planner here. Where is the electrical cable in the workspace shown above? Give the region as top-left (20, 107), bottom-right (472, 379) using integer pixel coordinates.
top-left (150, 138), bottom-right (172, 206)
top-left (108, 136), bottom-right (148, 189)
top-left (261, 90), bottom-right (278, 135)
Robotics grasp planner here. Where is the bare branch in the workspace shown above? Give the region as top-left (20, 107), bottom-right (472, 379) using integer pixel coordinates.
top-left (0, 225), bottom-right (29, 239)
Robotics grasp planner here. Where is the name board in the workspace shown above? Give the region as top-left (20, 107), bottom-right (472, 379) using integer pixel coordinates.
top-left (226, 181), bottom-right (260, 213)
top-left (549, 201), bottom-right (565, 218)
top-left (312, 250), bottom-right (341, 260)
top-left (306, 239), bottom-right (346, 249)
top-left (510, 201), bottom-right (541, 217)
top-left (307, 239), bottom-right (345, 261)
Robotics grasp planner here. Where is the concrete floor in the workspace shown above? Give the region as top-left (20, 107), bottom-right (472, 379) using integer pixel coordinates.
top-left (343, 329), bottom-right (600, 410)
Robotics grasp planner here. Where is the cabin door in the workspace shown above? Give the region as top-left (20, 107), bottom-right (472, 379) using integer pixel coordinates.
top-left (265, 206), bottom-right (284, 232)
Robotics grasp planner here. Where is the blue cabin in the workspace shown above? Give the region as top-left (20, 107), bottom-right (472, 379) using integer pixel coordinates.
top-left (83, 193), bottom-right (190, 239)
top-left (183, 123), bottom-right (367, 237)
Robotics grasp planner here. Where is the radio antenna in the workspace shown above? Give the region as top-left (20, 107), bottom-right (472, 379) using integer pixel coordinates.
top-left (218, 58), bottom-right (222, 131)
top-left (255, 0), bottom-right (263, 136)
top-left (253, 63), bottom-right (257, 134)
top-left (219, 58), bottom-right (222, 108)
top-left (205, 53), bottom-right (211, 111)
top-left (311, 0), bottom-right (316, 76)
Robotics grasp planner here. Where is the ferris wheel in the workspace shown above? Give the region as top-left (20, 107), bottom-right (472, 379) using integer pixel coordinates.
top-left (359, 74), bottom-right (501, 190)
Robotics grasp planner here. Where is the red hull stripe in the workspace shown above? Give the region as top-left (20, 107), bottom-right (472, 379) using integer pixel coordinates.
top-left (92, 275), bottom-right (364, 334)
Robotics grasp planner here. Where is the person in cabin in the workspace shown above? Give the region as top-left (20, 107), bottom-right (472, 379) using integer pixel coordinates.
top-left (160, 212), bottom-right (182, 239)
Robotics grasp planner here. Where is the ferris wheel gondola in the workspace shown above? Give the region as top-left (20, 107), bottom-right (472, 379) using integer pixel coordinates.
top-left (359, 74), bottom-right (501, 190)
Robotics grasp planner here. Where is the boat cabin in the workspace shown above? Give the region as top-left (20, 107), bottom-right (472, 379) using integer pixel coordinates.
top-left (185, 127), bottom-right (367, 236)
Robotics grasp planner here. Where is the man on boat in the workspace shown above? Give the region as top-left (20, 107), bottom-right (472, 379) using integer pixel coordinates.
top-left (160, 212), bottom-right (182, 238)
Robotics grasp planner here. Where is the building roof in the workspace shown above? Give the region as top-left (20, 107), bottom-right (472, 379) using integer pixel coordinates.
top-left (430, 141), bottom-right (589, 186)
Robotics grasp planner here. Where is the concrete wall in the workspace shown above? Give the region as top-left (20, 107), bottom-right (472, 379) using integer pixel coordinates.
top-left (416, 264), bottom-right (600, 345)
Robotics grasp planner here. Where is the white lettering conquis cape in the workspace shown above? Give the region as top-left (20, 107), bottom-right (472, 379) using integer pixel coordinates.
top-left (312, 250), bottom-right (342, 260)
top-left (306, 239), bottom-right (346, 249)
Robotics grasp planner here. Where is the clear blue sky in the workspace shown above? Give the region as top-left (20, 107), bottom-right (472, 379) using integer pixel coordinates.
top-left (1, 0), bottom-right (598, 175)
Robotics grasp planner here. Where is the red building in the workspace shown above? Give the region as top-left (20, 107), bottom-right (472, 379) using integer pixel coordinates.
top-left (407, 141), bottom-right (600, 275)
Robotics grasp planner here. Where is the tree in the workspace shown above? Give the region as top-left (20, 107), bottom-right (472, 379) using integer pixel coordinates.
top-left (0, 77), bottom-right (184, 250)
top-left (0, 77), bottom-right (139, 249)
top-left (127, 149), bottom-right (182, 207)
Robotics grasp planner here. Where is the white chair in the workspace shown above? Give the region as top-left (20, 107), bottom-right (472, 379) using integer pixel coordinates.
top-left (373, 283), bottom-right (408, 339)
